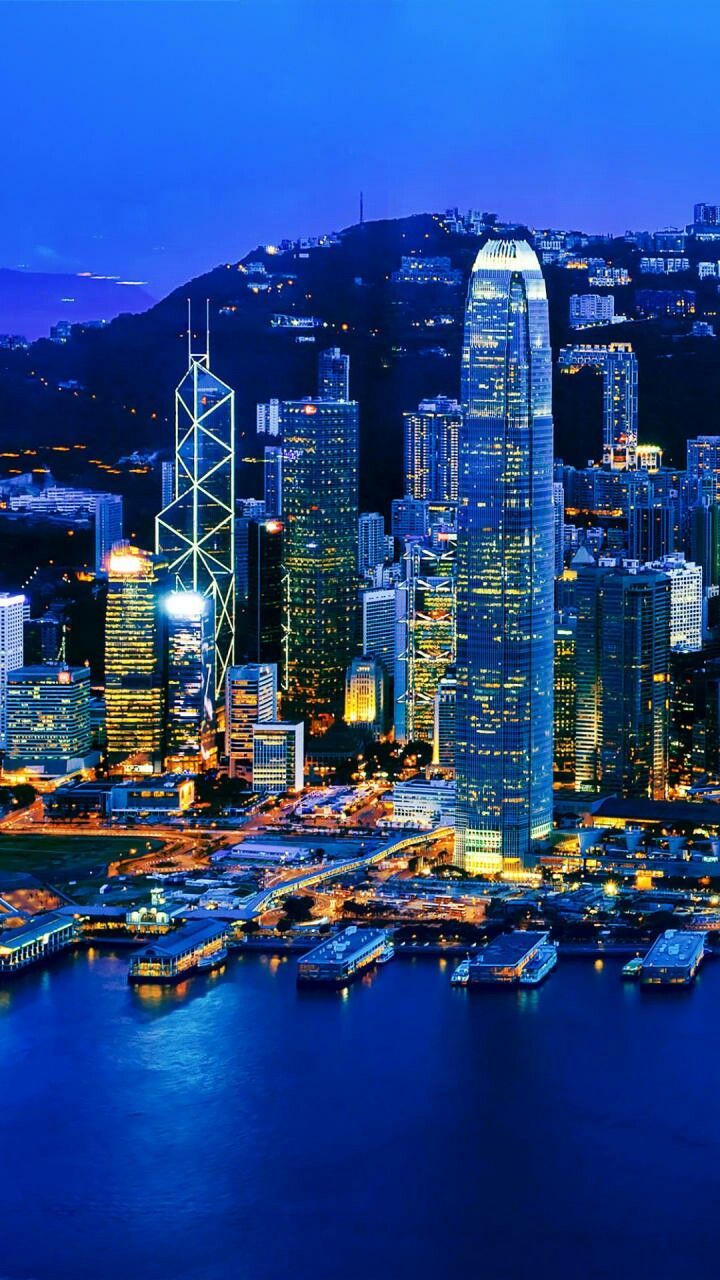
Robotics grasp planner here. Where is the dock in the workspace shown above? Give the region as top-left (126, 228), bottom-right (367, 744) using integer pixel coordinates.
top-left (297, 926), bottom-right (391, 986)
top-left (0, 911), bottom-right (76, 975)
top-left (640, 930), bottom-right (706, 986)
top-left (128, 920), bottom-right (227, 983)
top-left (468, 931), bottom-right (552, 986)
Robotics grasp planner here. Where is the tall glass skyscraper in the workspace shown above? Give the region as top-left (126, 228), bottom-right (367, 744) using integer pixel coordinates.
top-left (156, 333), bottom-right (235, 700)
top-left (455, 239), bottom-right (554, 872)
top-left (282, 396), bottom-right (359, 727)
top-left (163, 590), bottom-right (215, 772)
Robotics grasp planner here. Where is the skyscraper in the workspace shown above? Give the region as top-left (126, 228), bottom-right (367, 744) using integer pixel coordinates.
top-left (156, 325), bottom-right (235, 700)
top-left (558, 343), bottom-right (638, 468)
top-left (0, 593), bottom-right (24, 750)
top-left (282, 394), bottom-right (359, 726)
top-left (263, 444), bottom-right (283, 518)
top-left (252, 721), bottom-right (304, 793)
top-left (225, 663), bottom-right (278, 778)
top-left (105, 545), bottom-right (166, 772)
top-left (317, 347), bottom-right (350, 401)
top-left (344, 656), bottom-right (384, 733)
top-left (361, 586), bottom-right (396, 678)
top-left (357, 512), bottom-right (386, 576)
top-left (164, 590), bottom-right (215, 772)
top-left (235, 516), bottom-right (284, 668)
top-left (6, 665), bottom-right (93, 775)
top-left (395, 538), bottom-right (456, 745)
top-left (94, 493), bottom-right (124, 575)
top-left (403, 397), bottom-right (461, 502)
top-left (433, 672), bottom-right (457, 772)
top-left (575, 562), bottom-right (670, 800)
top-left (455, 239), bottom-right (554, 872)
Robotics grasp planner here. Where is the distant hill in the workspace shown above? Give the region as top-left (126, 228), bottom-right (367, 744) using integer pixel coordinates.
top-left (0, 268), bottom-right (154, 340)
top-left (0, 213), bottom-right (719, 529)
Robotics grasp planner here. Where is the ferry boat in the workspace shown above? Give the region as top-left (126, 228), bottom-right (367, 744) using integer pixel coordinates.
top-left (519, 942), bottom-right (558, 986)
top-left (621, 956), bottom-right (643, 980)
top-left (197, 946), bottom-right (228, 973)
top-left (377, 938), bottom-right (395, 964)
top-left (451, 958), bottom-right (470, 987)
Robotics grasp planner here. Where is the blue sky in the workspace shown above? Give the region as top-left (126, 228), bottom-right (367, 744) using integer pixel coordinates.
top-left (4, 0), bottom-right (720, 295)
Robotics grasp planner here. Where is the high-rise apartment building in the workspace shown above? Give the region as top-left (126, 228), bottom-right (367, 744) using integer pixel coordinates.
top-left (94, 493), bottom-right (124, 575)
top-left (0, 593), bottom-right (24, 750)
top-left (105, 545), bottom-right (166, 772)
top-left (282, 378), bottom-right (359, 727)
top-left (225, 663), bottom-right (278, 778)
top-left (358, 512), bottom-right (386, 576)
top-left (455, 239), bottom-right (554, 872)
top-left (156, 332), bottom-right (235, 699)
top-left (403, 397), bottom-right (461, 502)
top-left (160, 460), bottom-right (174, 510)
top-left (317, 347), bottom-right (350, 401)
top-left (164, 591), bottom-right (215, 772)
top-left (687, 435), bottom-right (720, 503)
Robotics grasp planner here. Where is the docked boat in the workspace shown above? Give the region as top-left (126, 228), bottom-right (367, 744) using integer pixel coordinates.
top-left (197, 946), bottom-right (228, 972)
top-left (621, 956), bottom-right (643, 980)
top-left (377, 939), bottom-right (395, 964)
top-left (451, 958), bottom-right (470, 987)
top-left (519, 942), bottom-right (558, 986)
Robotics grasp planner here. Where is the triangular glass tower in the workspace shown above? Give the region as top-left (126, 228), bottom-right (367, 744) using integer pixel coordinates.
top-left (156, 314), bottom-right (235, 699)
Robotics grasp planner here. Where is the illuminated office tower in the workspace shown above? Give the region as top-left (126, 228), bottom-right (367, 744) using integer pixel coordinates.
top-left (317, 347), bottom-right (350, 401)
top-left (344, 656), bottom-right (384, 733)
top-left (225, 663), bottom-right (278, 778)
top-left (105, 545), bottom-right (166, 772)
top-left (358, 512), bottom-right (386, 575)
top-left (558, 343), bottom-right (638, 468)
top-left (433, 672), bottom-right (457, 771)
top-left (156, 325), bottom-right (235, 700)
top-left (94, 493), bottom-right (124, 574)
top-left (264, 445), bottom-right (283, 517)
top-left (252, 721), bottom-right (304, 793)
top-left (0, 593), bottom-right (24, 749)
top-left (395, 538), bottom-right (456, 745)
top-left (455, 239), bottom-right (554, 872)
top-left (403, 397), bottom-right (461, 502)
top-left (164, 591), bottom-right (215, 772)
top-left (282, 397), bottom-right (359, 726)
top-left (554, 611), bottom-right (577, 786)
top-left (5, 665), bottom-right (92, 775)
top-left (575, 562), bottom-right (670, 799)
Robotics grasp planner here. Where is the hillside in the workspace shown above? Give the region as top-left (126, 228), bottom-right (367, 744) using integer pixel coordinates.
top-left (1, 213), bottom-right (720, 527)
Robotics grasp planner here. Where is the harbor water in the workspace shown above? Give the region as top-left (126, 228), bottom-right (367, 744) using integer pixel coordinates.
top-left (2, 949), bottom-right (719, 1280)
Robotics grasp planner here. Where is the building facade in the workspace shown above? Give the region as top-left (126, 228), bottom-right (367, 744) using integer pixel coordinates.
top-left (455, 239), bottom-right (554, 872)
top-left (156, 338), bottom-right (235, 699)
top-left (225, 663), bottom-right (278, 778)
top-left (252, 721), bottom-right (304, 793)
top-left (282, 395), bottom-right (359, 726)
top-left (164, 590), bottom-right (215, 772)
top-left (105, 545), bottom-right (166, 772)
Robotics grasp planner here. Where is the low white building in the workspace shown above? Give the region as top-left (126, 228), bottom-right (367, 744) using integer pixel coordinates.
top-left (390, 778), bottom-right (456, 829)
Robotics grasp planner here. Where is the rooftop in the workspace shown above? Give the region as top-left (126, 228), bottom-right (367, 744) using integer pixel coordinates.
top-left (470, 931), bottom-right (548, 968)
top-left (301, 926), bottom-right (386, 965)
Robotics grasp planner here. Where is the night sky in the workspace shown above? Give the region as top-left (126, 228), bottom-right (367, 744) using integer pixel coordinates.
top-left (5, 0), bottom-right (720, 295)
